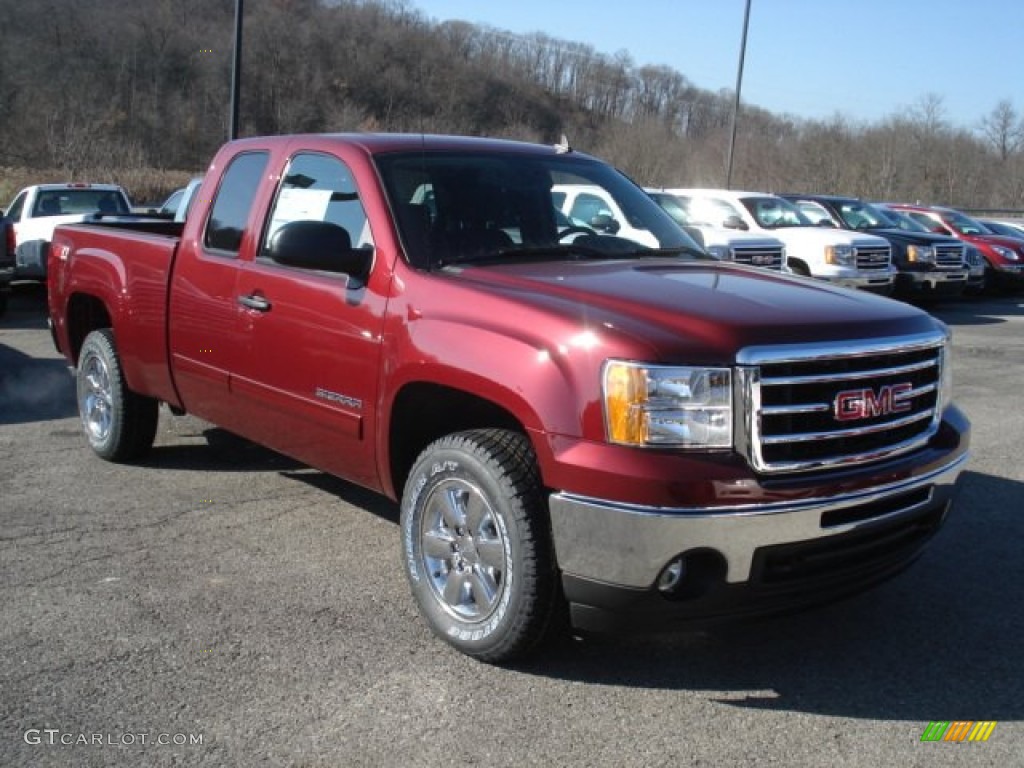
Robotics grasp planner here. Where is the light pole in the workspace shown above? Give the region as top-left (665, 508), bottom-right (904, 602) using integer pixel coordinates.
top-left (229, 0), bottom-right (243, 140)
top-left (725, 0), bottom-right (751, 188)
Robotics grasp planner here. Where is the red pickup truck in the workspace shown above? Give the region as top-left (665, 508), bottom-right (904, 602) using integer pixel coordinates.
top-left (48, 134), bottom-right (970, 662)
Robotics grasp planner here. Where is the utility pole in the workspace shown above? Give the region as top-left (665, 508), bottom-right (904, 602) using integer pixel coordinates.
top-left (229, 0), bottom-right (244, 140)
top-left (725, 0), bottom-right (751, 189)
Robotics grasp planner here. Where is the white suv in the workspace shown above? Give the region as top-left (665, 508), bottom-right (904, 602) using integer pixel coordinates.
top-left (665, 189), bottom-right (896, 294)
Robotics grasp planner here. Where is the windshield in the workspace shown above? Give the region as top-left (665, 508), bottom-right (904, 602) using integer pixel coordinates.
top-left (943, 210), bottom-right (992, 236)
top-left (980, 220), bottom-right (1024, 239)
top-left (836, 201), bottom-right (897, 229)
top-left (375, 151), bottom-right (702, 268)
top-left (649, 193), bottom-right (693, 227)
top-left (740, 196), bottom-right (812, 229)
top-left (883, 209), bottom-right (931, 233)
top-left (32, 188), bottom-right (129, 217)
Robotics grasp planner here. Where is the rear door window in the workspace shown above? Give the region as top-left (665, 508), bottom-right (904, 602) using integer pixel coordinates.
top-left (204, 152), bottom-right (269, 255)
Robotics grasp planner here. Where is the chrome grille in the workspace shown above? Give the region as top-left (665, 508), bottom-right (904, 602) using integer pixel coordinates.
top-left (738, 333), bottom-right (946, 473)
top-left (934, 243), bottom-right (965, 268)
top-left (732, 245), bottom-right (784, 270)
top-left (854, 245), bottom-right (891, 271)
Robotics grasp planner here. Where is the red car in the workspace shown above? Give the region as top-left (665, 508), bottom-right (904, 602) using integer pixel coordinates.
top-left (883, 203), bottom-right (1024, 291)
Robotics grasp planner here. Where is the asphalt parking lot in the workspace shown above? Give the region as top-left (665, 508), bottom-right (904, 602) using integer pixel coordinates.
top-left (2, 281), bottom-right (1022, 767)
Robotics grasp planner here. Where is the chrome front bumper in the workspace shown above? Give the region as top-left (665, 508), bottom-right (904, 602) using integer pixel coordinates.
top-left (549, 451), bottom-right (969, 590)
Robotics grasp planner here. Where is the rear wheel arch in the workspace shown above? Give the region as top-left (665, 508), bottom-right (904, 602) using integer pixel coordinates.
top-left (66, 293), bottom-right (113, 365)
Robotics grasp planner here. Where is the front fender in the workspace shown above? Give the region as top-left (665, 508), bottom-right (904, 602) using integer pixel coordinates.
top-left (379, 314), bottom-right (614, 492)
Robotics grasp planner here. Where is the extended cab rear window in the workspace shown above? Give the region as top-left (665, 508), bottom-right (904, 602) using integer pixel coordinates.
top-left (204, 152), bottom-right (269, 254)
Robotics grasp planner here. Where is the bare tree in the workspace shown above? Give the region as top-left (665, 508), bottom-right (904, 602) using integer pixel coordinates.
top-left (979, 100), bottom-right (1023, 162)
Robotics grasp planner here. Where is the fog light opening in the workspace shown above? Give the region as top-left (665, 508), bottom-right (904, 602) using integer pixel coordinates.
top-left (656, 550), bottom-right (728, 601)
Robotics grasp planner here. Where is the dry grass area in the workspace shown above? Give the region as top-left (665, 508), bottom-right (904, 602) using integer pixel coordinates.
top-left (0, 167), bottom-right (200, 209)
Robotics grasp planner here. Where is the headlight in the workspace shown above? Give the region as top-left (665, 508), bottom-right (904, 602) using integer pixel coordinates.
top-left (824, 244), bottom-right (854, 266)
top-left (906, 245), bottom-right (934, 263)
top-left (603, 361), bottom-right (733, 448)
top-left (992, 245), bottom-right (1019, 261)
top-left (706, 244), bottom-right (731, 261)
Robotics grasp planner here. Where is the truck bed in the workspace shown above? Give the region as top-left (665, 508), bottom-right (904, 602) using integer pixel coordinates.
top-left (48, 220), bottom-right (183, 407)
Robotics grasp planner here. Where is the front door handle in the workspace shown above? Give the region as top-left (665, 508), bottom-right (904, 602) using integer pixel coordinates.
top-left (237, 294), bottom-right (272, 312)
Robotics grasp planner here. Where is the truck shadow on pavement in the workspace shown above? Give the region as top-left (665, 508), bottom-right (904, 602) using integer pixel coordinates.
top-left (0, 343), bottom-right (77, 424)
top-left (0, 282), bottom-right (50, 330)
top-left (142, 420), bottom-right (401, 522)
top-left (516, 468), bottom-right (1023, 722)
top-left (142, 421), bottom-right (305, 473)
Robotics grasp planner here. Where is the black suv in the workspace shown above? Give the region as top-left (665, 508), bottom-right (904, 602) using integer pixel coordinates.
top-left (780, 194), bottom-right (969, 300)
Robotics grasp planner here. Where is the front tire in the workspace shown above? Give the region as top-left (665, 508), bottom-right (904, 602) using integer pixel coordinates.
top-left (76, 329), bottom-right (158, 461)
top-left (401, 429), bottom-right (560, 662)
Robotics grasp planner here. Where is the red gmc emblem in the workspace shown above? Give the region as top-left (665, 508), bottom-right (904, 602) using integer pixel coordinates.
top-left (834, 382), bottom-right (914, 421)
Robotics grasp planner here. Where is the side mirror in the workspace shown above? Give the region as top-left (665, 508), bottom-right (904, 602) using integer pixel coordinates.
top-left (723, 215), bottom-right (748, 231)
top-left (590, 213), bottom-right (620, 234)
top-left (682, 226), bottom-right (706, 248)
top-left (816, 219), bottom-right (837, 228)
top-left (267, 220), bottom-right (371, 284)
top-left (929, 224), bottom-right (952, 236)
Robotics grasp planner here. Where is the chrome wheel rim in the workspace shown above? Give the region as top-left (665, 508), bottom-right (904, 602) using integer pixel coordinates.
top-left (419, 478), bottom-right (508, 622)
top-left (79, 351), bottom-right (113, 443)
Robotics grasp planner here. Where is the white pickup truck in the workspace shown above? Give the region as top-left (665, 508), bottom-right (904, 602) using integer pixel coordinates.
top-left (553, 184), bottom-right (786, 270)
top-left (647, 189), bottom-right (786, 270)
top-left (3, 183), bottom-right (131, 280)
top-left (665, 188), bottom-right (897, 293)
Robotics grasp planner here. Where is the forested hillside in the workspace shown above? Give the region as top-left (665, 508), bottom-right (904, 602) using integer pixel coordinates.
top-left (2, 0), bottom-right (1022, 210)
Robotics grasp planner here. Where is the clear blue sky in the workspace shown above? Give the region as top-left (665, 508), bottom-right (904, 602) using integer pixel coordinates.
top-left (411, 0), bottom-right (1023, 129)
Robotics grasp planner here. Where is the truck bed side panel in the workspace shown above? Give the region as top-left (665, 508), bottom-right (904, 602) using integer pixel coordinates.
top-left (50, 224), bottom-right (181, 407)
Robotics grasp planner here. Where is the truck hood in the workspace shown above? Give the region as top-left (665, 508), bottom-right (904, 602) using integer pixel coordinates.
top-left (690, 225), bottom-right (783, 248)
top-left (756, 226), bottom-right (888, 249)
top-left (447, 258), bottom-right (935, 362)
top-left (863, 227), bottom-right (961, 247)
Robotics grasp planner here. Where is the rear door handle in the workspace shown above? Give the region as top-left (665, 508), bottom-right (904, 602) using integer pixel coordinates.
top-left (237, 294), bottom-right (272, 312)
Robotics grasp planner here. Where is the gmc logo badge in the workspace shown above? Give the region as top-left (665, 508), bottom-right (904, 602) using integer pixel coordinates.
top-left (834, 382), bottom-right (913, 421)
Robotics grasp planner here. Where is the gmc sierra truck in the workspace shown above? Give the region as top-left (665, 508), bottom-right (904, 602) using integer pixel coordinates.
top-left (780, 194), bottom-right (968, 300)
top-left (665, 188), bottom-right (897, 294)
top-left (647, 190), bottom-right (786, 271)
top-left (4, 183), bottom-right (132, 280)
top-left (883, 203), bottom-right (1024, 292)
top-left (48, 134), bottom-right (970, 662)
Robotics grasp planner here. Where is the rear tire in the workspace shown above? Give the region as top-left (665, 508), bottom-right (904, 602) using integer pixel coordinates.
top-left (76, 329), bottom-right (158, 461)
top-left (401, 428), bottom-right (561, 662)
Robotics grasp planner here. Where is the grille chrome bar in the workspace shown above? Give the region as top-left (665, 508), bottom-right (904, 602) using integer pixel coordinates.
top-left (761, 409), bottom-right (933, 445)
top-left (761, 358), bottom-right (937, 386)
